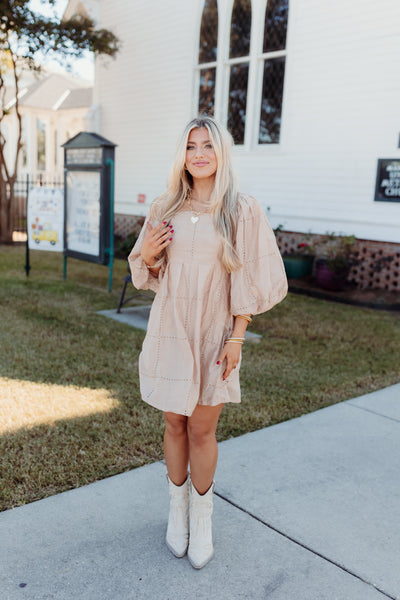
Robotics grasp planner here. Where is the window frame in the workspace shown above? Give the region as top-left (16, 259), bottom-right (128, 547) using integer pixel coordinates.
top-left (252, 47), bottom-right (288, 152)
top-left (194, 0), bottom-right (220, 119)
top-left (194, 0), bottom-right (290, 152)
top-left (36, 117), bottom-right (46, 172)
top-left (222, 0), bottom-right (251, 147)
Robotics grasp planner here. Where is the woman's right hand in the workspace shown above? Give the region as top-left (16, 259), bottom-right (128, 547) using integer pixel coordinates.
top-left (141, 221), bottom-right (173, 266)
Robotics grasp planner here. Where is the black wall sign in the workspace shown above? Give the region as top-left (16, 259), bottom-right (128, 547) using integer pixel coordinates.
top-left (374, 158), bottom-right (400, 202)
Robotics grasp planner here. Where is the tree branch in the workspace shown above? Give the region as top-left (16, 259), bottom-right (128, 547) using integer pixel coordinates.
top-left (0, 1), bottom-right (120, 242)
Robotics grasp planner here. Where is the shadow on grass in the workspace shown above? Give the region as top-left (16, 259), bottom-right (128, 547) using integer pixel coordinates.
top-left (0, 255), bottom-right (164, 511)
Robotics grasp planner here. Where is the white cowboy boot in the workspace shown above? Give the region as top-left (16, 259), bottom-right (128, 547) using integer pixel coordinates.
top-left (166, 474), bottom-right (190, 558)
top-left (188, 480), bottom-right (215, 569)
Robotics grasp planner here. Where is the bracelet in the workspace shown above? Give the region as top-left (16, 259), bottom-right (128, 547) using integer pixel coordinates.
top-left (235, 314), bottom-right (252, 324)
top-left (144, 260), bottom-right (158, 272)
top-left (226, 339), bottom-right (244, 344)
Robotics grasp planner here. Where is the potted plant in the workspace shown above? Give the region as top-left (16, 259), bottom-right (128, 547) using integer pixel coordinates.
top-left (314, 233), bottom-right (359, 291)
top-left (282, 237), bottom-right (315, 279)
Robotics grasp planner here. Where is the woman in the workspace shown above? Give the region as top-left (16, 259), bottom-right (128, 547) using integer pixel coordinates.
top-left (128, 116), bottom-right (287, 569)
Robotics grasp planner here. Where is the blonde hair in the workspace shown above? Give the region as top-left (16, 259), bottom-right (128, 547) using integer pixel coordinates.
top-left (150, 116), bottom-right (241, 272)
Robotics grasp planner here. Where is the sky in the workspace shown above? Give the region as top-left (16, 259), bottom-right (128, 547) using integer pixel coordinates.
top-left (27, 0), bottom-right (94, 82)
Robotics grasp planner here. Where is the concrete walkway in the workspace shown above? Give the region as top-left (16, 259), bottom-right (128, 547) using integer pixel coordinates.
top-left (1, 383), bottom-right (399, 600)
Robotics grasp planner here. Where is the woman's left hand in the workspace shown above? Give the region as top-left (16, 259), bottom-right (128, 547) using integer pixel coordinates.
top-left (217, 342), bottom-right (241, 381)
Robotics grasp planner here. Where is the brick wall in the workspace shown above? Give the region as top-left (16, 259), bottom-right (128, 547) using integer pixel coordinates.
top-left (114, 214), bottom-right (143, 239)
top-left (351, 239), bottom-right (400, 292)
top-left (276, 231), bottom-right (400, 292)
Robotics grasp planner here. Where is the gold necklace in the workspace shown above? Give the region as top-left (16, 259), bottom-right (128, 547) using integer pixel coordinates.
top-left (186, 189), bottom-right (209, 224)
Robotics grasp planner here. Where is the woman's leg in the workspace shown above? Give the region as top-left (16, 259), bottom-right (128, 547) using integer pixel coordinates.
top-left (163, 412), bottom-right (189, 485)
top-left (186, 403), bottom-right (223, 569)
top-left (187, 404), bottom-right (224, 494)
top-left (163, 412), bottom-right (190, 557)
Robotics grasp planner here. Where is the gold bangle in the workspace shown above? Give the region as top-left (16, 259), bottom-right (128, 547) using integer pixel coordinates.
top-left (227, 337), bottom-right (245, 341)
top-left (235, 314), bottom-right (252, 324)
top-left (226, 340), bottom-right (243, 344)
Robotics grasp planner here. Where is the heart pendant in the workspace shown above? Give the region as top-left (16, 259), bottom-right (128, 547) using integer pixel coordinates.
top-left (190, 215), bottom-right (199, 224)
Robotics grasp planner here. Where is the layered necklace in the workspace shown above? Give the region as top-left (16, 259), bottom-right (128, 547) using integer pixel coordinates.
top-left (186, 189), bottom-right (210, 224)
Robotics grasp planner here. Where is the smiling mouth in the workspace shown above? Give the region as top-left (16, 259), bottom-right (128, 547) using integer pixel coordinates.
top-left (194, 162), bottom-right (209, 166)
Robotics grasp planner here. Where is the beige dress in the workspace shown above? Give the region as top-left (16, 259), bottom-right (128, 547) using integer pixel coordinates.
top-left (128, 193), bottom-right (288, 417)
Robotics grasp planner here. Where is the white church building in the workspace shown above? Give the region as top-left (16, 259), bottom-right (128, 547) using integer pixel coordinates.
top-left (65, 0), bottom-right (400, 289)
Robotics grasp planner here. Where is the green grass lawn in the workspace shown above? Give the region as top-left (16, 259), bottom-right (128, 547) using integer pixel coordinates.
top-left (1, 245), bottom-right (399, 512)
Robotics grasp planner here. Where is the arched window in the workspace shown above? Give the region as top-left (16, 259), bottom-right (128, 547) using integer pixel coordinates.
top-left (227, 0), bottom-right (252, 144)
top-left (194, 0), bottom-right (289, 148)
top-left (197, 0), bottom-right (218, 115)
top-left (258, 0), bottom-right (289, 143)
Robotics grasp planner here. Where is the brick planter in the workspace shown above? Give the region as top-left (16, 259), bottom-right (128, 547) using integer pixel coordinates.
top-left (276, 231), bottom-right (400, 293)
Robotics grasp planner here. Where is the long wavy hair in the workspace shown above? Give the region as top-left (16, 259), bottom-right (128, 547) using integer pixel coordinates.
top-left (150, 116), bottom-right (241, 272)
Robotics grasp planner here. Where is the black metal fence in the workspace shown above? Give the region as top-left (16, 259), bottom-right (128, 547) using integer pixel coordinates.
top-left (12, 174), bottom-right (63, 242)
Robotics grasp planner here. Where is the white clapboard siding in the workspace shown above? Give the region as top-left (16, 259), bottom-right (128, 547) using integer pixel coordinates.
top-left (92, 0), bottom-right (400, 242)
top-left (93, 0), bottom-right (197, 216)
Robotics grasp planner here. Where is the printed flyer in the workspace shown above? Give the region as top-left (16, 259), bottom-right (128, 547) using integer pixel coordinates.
top-left (28, 186), bottom-right (64, 252)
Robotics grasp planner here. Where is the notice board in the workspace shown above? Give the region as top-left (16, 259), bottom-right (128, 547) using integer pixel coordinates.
top-left (64, 170), bottom-right (106, 263)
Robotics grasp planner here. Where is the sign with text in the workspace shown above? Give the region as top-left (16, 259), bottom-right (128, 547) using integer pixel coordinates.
top-left (65, 171), bottom-right (101, 257)
top-left (66, 147), bottom-right (103, 166)
top-left (63, 132), bottom-right (115, 271)
top-left (374, 159), bottom-right (400, 202)
top-left (28, 186), bottom-right (64, 252)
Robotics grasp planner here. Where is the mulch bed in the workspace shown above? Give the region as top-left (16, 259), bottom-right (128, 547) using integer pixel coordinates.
top-left (289, 277), bottom-right (400, 311)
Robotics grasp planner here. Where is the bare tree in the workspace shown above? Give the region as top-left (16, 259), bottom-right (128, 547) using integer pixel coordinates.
top-left (0, 0), bottom-right (119, 243)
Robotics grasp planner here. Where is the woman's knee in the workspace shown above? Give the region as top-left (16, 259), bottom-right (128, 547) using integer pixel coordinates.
top-left (187, 422), bottom-right (216, 449)
top-left (164, 412), bottom-right (187, 438)
top-left (187, 404), bottom-right (223, 448)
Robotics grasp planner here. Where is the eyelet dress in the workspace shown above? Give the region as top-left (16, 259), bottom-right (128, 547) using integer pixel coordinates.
top-left (128, 193), bottom-right (288, 417)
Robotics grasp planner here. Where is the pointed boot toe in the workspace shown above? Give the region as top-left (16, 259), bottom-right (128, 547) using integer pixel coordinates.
top-left (188, 481), bottom-right (215, 569)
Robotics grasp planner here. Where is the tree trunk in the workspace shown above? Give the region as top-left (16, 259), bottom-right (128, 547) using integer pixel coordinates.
top-left (0, 177), bottom-right (13, 243)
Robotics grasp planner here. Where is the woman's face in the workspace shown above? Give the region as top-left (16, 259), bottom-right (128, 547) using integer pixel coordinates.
top-left (185, 127), bottom-right (217, 182)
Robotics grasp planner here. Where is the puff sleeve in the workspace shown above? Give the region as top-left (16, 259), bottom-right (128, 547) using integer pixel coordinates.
top-left (230, 194), bottom-right (288, 315)
top-left (128, 215), bottom-right (167, 293)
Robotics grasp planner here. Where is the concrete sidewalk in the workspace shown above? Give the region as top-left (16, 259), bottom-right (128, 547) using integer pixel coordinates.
top-left (1, 383), bottom-right (399, 600)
